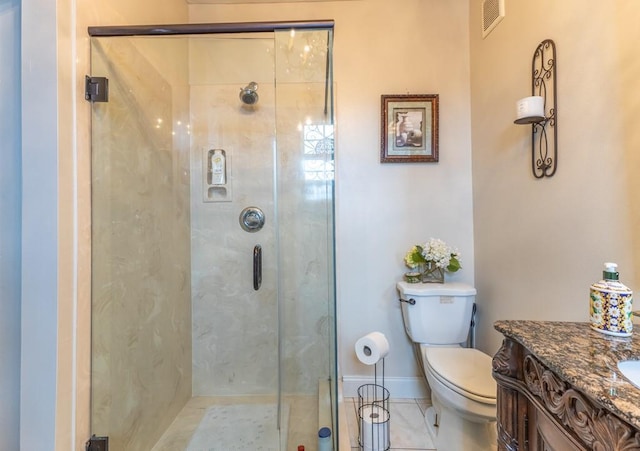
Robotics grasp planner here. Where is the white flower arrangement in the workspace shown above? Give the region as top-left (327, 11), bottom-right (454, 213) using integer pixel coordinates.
top-left (404, 238), bottom-right (461, 273)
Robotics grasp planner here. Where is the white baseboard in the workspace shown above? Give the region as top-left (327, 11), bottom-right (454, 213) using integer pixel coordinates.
top-left (341, 375), bottom-right (429, 399)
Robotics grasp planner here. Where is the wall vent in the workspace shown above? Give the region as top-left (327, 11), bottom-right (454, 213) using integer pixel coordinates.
top-left (482, 0), bottom-right (505, 38)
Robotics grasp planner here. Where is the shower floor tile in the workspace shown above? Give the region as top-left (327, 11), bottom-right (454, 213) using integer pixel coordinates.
top-left (151, 395), bottom-right (317, 451)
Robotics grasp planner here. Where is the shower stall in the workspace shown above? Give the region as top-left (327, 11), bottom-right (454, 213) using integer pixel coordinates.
top-left (88, 21), bottom-right (336, 450)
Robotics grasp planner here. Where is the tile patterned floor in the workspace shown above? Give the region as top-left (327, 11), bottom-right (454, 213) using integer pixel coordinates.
top-left (344, 398), bottom-right (435, 451)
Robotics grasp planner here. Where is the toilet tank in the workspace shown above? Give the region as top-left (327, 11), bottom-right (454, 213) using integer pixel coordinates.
top-left (397, 281), bottom-right (476, 345)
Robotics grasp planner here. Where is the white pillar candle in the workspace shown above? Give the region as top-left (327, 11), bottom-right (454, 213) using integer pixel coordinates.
top-left (516, 96), bottom-right (545, 120)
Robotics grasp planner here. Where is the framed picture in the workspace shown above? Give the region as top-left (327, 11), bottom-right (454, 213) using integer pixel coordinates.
top-left (380, 94), bottom-right (439, 163)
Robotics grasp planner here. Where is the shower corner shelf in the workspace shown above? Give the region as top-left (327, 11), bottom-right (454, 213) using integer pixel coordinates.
top-left (203, 148), bottom-right (232, 203)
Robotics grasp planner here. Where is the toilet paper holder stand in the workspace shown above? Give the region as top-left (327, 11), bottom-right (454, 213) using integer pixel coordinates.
top-left (357, 358), bottom-right (390, 451)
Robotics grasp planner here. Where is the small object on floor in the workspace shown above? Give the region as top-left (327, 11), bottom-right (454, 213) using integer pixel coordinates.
top-left (297, 446), bottom-right (305, 451)
top-left (318, 427), bottom-right (332, 451)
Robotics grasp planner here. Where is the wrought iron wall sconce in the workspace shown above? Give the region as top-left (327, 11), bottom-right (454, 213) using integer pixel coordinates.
top-left (514, 39), bottom-right (557, 178)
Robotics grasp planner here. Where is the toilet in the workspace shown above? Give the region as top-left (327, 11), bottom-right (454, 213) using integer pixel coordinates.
top-left (397, 281), bottom-right (497, 451)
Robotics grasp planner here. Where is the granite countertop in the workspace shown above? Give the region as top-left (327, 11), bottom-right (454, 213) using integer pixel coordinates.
top-left (494, 320), bottom-right (640, 430)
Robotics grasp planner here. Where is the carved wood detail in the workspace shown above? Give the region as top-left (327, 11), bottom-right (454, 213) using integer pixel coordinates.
top-left (493, 338), bottom-right (518, 377)
top-left (497, 420), bottom-right (519, 451)
top-left (493, 339), bottom-right (524, 451)
top-left (496, 387), bottom-right (521, 451)
top-left (523, 354), bottom-right (640, 450)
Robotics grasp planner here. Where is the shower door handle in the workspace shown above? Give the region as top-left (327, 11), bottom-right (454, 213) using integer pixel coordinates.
top-left (253, 245), bottom-right (262, 290)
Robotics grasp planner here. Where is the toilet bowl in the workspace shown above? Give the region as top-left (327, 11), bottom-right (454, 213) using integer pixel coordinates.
top-left (424, 347), bottom-right (496, 421)
top-left (420, 345), bottom-right (497, 451)
top-left (422, 346), bottom-right (497, 451)
top-left (397, 281), bottom-right (497, 451)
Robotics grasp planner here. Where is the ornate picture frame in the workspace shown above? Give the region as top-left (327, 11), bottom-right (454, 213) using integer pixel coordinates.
top-left (380, 94), bottom-right (439, 163)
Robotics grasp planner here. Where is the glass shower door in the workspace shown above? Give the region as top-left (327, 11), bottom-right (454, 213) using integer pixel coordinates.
top-left (90, 34), bottom-right (196, 451)
top-left (273, 27), bottom-right (337, 448)
top-left (89, 24), bottom-right (335, 451)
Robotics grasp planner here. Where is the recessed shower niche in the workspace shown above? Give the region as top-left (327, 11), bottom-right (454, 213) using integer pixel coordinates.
top-left (87, 21), bottom-right (336, 451)
top-left (203, 148), bottom-right (232, 202)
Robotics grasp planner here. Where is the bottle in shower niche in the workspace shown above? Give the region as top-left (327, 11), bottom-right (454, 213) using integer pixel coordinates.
top-left (589, 262), bottom-right (633, 336)
top-left (210, 149), bottom-right (226, 185)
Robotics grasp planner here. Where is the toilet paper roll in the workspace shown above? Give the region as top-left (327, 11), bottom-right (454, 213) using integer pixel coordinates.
top-left (360, 404), bottom-right (390, 451)
top-left (355, 332), bottom-right (389, 365)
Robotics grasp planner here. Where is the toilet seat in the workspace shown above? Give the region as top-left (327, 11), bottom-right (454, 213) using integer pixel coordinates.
top-left (423, 347), bottom-right (496, 404)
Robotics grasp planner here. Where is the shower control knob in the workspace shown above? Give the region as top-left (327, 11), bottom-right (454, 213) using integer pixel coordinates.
top-left (239, 206), bottom-right (265, 232)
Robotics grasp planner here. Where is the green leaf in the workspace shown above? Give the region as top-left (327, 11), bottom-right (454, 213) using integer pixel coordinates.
top-left (447, 256), bottom-right (461, 272)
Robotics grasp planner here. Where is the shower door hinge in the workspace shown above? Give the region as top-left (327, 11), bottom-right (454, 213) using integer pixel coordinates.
top-left (85, 75), bottom-right (109, 102)
top-left (85, 434), bottom-right (109, 451)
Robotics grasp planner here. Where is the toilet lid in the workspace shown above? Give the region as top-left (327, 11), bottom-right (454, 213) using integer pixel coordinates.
top-left (424, 347), bottom-right (496, 401)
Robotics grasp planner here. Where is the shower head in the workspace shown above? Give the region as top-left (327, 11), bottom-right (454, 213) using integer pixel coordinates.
top-left (239, 82), bottom-right (259, 105)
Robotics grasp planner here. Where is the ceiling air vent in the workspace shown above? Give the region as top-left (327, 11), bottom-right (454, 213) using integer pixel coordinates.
top-left (482, 0), bottom-right (505, 38)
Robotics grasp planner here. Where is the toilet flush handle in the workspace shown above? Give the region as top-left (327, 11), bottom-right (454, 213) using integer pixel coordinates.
top-left (398, 298), bottom-right (416, 305)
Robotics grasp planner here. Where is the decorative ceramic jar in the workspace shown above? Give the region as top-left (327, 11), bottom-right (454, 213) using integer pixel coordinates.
top-left (590, 262), bottom-right (633, 337)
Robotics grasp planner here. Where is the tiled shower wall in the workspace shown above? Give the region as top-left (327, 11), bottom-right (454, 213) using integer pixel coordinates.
top-left (189, 37), bottom-right (280, 395)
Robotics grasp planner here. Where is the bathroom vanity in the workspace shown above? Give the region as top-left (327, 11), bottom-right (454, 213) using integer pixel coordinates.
top-left (492, 320), bottom-right (640, 450)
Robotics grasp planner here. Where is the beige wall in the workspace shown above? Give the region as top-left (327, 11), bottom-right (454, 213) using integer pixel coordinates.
top-left (470, 1), bottom-right (640, 354)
